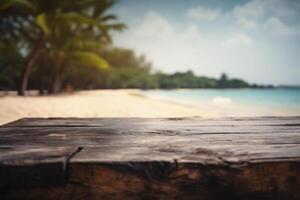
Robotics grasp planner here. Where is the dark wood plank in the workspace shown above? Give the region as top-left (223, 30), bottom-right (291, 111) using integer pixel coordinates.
top-left (4, 116), bottom-right (300, 127)
top-left (0, 117), bottom-right (300, 199)
top-left (1, 118), bottom-right (299, 163)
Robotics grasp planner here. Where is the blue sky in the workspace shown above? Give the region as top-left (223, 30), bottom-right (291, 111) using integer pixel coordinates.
top-left (111, 0), bottom-right (300, 85)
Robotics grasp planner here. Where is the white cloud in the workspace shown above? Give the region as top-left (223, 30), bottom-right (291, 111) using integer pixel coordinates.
top-left (116, 11), bottom-right (257, 77)
top-left (187, 6), bottom-right (220, 21)
top-left (233, 0), bottom-right (264, 29)
top-left (237, 18), bottom-right (258, 29)
top-left (233, 0), bottom-right (300, 21)
top-left (222, 33), bottom-right (252, 48)
top-left (131, 12), bottom-right (208, 48)
top-left (263, 17), bottom-right (294, 36)
top-left (115, 11), bottom-right (206, 72)
top-left (114, 10), bottom-right (300, 84)
top-left (232, 0), bottom-right (299, 35)
top-left (266, 0), bottom-right (300, 17)
top-left (234, 0), bottom-right (264, 20)
top-left (134, 12), bottom-right (173, 37)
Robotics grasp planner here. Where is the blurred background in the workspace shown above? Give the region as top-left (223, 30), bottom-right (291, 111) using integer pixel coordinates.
top-left (0, 0), bottom-right (300, 124)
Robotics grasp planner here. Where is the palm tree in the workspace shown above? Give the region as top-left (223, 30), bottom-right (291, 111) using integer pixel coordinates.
top-left (0, 0), bottom-right (125, 95)
top-left (0, 0), bottom-right (41, 95)
top-left (48, 39), bottom-right (110, 94)
top-left (43, 1), bottom-right (125, 93)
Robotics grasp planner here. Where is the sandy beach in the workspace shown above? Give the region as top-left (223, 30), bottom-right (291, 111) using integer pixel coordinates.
top-left (0, 89), bottom-right (210, 125)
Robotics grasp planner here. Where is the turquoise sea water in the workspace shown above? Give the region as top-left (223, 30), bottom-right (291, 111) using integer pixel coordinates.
top-left (143, 89), bottom-right (300, 115)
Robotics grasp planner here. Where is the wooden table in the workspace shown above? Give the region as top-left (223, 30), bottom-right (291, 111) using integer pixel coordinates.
top-left (0, 117), bottom-right (299, 199)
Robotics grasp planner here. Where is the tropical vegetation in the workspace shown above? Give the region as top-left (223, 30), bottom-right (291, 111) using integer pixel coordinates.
top-left (1, 0), bottom-right (124, 95)
top-left (0, 0), bottom-right (272, 95)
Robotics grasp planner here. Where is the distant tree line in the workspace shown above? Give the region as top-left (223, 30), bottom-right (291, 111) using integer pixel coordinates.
top-left (60, 48), bottom-right (276, 90)
top-left (0, 45), bottom-right (274, 92)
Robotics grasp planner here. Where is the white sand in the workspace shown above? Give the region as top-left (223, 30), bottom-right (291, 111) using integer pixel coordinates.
top-left (0, 89), bottom-right (210, 125)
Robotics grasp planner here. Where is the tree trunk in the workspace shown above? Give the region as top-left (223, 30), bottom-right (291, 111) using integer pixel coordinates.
top-left (50, 51), bottom-right (65, 94)
top-left (18, 32), bottom-right (46, 96)
top-left (38, 82), bottom-right (45, 95)
top-left (51, 73), bottom-right (62, 94)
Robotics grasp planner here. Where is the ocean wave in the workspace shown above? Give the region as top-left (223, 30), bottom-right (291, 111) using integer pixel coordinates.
top-left (212, 96), bottom-right (232, 105)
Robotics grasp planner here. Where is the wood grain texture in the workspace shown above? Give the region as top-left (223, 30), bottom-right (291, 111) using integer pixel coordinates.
top-left (0, 147), bottom-right (78, 189)
top-left (0, 117), bottom-right (300, 199)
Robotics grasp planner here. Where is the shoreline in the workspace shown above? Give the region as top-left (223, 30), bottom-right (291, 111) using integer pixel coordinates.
top-left (1, 89), bottom-right (299, 126)
top-left (142, 89), bottom-right (300, 117)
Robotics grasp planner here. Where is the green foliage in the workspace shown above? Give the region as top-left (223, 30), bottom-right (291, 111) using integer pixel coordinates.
top-left (0, 0), bottom-right (35, 11)
top-left (0, 0), bottom-right (125, 93)
top-left (66, 51), bottom-right (109, 71)
top-left (106, 67), bottom-right (158, 89)
top-left (216, 73), bottom-right (249, 88)
top-left (101, 48), bottom-right (156, 89)
top-left (0, 42), bottom-right (22, 90)
top-left (155, 71), bottom-right (218, 89)
top-left (64, 47), bottom-right (157, 90)
top-left (155, 72), bottom-right (251, 89)
top-left (36, 13), bottom-right (49, 33)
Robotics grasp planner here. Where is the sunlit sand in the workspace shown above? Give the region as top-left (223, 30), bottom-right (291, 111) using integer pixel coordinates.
top-left (0, 90), bottom-right (210, 125)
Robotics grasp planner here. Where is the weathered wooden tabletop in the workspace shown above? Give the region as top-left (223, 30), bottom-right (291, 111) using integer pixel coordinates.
top-left (0, 117), bottom-right (300, 200)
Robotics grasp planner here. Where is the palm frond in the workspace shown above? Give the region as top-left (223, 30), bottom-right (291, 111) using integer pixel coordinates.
top-left (65, 38), bottom-right (103, 51)
top-left (14, 0), bottom-right (35, 10)
top-left (59, 12), bottom-right (100, 26)
top-left (101, 23), bottom-right (126, 31)
top-left (92, 0), bottom-right (116, 18)
top-left (36, 13), bottom-right (49, 33)
top-left (100, 14), bottom-right (117, 22)
top-left (66, 51), bottom-right (109, 71)
top-left (0, 0), bottom-right (35, 11)
top-left (0, 0), bottom-right (12, 10)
